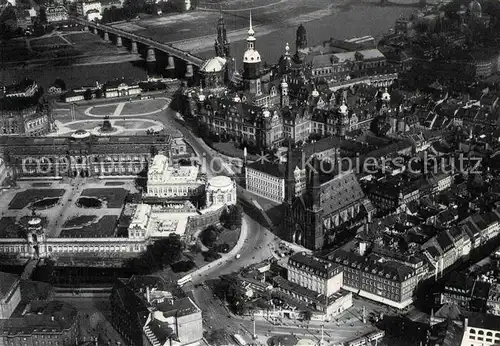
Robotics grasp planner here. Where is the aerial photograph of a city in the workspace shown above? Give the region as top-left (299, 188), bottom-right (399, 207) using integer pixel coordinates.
top-left (2, 0), bottom-right (500, 344)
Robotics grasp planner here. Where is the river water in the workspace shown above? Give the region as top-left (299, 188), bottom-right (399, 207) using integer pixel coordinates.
top-left (1, 3), bottom-right (415, 89)
top-left (197, 3), bottom-right (416, 64)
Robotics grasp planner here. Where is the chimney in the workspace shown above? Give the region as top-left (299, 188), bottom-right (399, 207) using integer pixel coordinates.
top-left (146, 286), bottom-right (151, 303)
top-left (51, 316), bottom-right (55, 321)
top-left (464, 317), bottom-right (468, 330)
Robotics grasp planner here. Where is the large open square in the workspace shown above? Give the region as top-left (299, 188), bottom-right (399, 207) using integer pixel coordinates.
top-left (51, 97), bottom-right (179, 137)
top-left (0, 180), bottom-right (138, 239)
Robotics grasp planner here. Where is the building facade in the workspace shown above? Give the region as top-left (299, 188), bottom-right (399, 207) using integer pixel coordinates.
top-left (0, 272), bottom-right (21, 319)
top-left (110, 276), bottom-right (203, 346)
top-left (103, 80), bottom-right (141, 99)
top-left (282, 153), bottom-right (374, 250)
top-left (45, 5), bottom-right (69, 22)
top-left (0, 301), bottom-right (79, 345)
top-left (146, 154), bottom-right (205, 199)
top-left (326, 249), bottom-right (418, 309)
top-left (461, 313), bottom-right (500, 346)
top-left (0, 131), bottom-right (186, 179)
top-left (245, 162), bottom-right (286, 203)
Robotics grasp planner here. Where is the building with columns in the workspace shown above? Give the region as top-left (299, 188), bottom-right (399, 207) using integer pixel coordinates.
top-left (0, 131), bottom-right (187, 179)
top-left (206, 176), bottom-right (237, 208)
top-left (146, 153), bottom-right (205, 199)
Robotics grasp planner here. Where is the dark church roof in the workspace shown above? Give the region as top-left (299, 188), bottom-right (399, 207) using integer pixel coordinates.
top-left (319, 171), bottom-right (366, 216)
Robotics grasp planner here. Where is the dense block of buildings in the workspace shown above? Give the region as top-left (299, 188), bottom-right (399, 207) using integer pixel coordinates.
top-left (110, 276), bottom-right (203, 346)
top-left (0, 301), bottom-right (79, 345)
top-left (326, 249), bottom-right (419, 309)
top-left (273, 253), bottom-right (352, 321)
top-left (0, 79), bottom-right (53, 136)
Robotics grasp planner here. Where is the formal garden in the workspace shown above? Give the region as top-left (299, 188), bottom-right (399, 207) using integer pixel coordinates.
top-left (8, 189), bottom-right (66, 210)
top-left (77, 188), bottom-right (129, 209)
top-left (59, 215), bottom-right (119, 238)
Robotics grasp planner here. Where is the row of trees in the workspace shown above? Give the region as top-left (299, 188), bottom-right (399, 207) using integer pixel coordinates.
top-left (126, 233), bottom-right (184, 274)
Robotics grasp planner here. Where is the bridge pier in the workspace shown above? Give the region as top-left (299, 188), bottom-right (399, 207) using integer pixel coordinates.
top-left (185, 63), bottom-right (194, 79)
top-left (104, 32), bottom-right (110, 42)
top-left (146, 47), bottom-right (156, 62)
top-left (92, 27), bottom-right (98, 35)
top-left (116, 36), bottom-right (122, 47)
top-left (131, 41), bottom-right (138, 54)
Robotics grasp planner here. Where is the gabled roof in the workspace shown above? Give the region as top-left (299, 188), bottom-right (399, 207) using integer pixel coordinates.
top-left (319, 171), bottom-right (366, 216)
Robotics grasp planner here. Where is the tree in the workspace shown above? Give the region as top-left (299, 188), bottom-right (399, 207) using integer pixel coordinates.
top-left (220, 205), bottom-right (243, 229)
top-left (83, 89), bottom-right (93, 100)
top-left (204, 330), bottom-right (227, 345)
top-left (39, 7), bottom-right (47, 24)
top-left (95, 89), bottom-right (103, 99)
top-left (53, 78), bottom-right (66, 91)
top-left (200, 226), bottom-right (219, 247)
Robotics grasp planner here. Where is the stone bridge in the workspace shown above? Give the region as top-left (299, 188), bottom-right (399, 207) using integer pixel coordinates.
top-left (74, 18), bottom-right (204, 80)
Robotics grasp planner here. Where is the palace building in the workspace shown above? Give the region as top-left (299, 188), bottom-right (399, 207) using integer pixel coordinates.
top-left (0, 130), bottom-right (186, 179)
top-left (0, 79), bottom-right (53, 136)
top-left (146, 153), bottom-right (205, 199)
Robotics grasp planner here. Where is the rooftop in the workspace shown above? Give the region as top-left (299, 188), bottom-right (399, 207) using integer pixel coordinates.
top-left (0, 301), bottom-right (78, 336)
top-left (288, 253), bottom-right (340, 278)
top-left (467, 312), bottom-right (500, 331)
top-left (326, 249), bottom-right (415, 282)
top-left (0, 271), bottom-right (20, 302)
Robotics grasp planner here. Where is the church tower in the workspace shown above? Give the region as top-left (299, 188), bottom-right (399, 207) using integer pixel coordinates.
top-left (281, 76), bottom-right (289, 108)
top-left (243, 11), bottom-right (262, 95)
top-left (296, 23), bottom-right (307, 52)
top-left (214, 9), bottom-right (230, 58)
top-left (338, 99), bottom-right (348, 138)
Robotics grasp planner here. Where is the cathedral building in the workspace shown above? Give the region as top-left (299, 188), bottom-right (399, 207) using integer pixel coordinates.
top-left (199, 12), bottom-right (234, 90)
top-left (282, 149), bottom-right (375, 250)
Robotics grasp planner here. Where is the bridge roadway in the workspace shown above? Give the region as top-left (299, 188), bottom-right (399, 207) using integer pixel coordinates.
top-left (73, 18), bottom-right (205, 67)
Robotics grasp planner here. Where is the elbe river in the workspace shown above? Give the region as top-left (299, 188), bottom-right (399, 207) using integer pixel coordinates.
top-left (1, 3), bottom-right (415, 89)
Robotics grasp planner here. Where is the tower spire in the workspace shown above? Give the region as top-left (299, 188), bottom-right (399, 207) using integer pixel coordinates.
top-left (249, 11), bottom-right (253, 34)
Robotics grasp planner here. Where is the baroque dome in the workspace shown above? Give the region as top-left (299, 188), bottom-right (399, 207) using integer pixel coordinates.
top-left (200, 56), bottom-right (227, 73)
top-left (244, 49), bottom-right (261, 63)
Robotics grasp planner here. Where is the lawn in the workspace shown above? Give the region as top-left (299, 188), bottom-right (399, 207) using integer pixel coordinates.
top-left (0, 217), bottom-right (24, 238)
top-left (120, 99), bottom-right (167, 115)
top-left (59, 215), bottom-right (118, 238)
top-left (79, 188), bottom-right (128, 209)
top-left (63, 215), bottom-right (97, 228)
top-left (65, 32), bottom-right (99, 44)
top-left (30, 36), bottom-right (68, 48)
top-left (88, 105), bottom-right (118, 116)
top-left (8, 189), bottom-right (66, 210)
